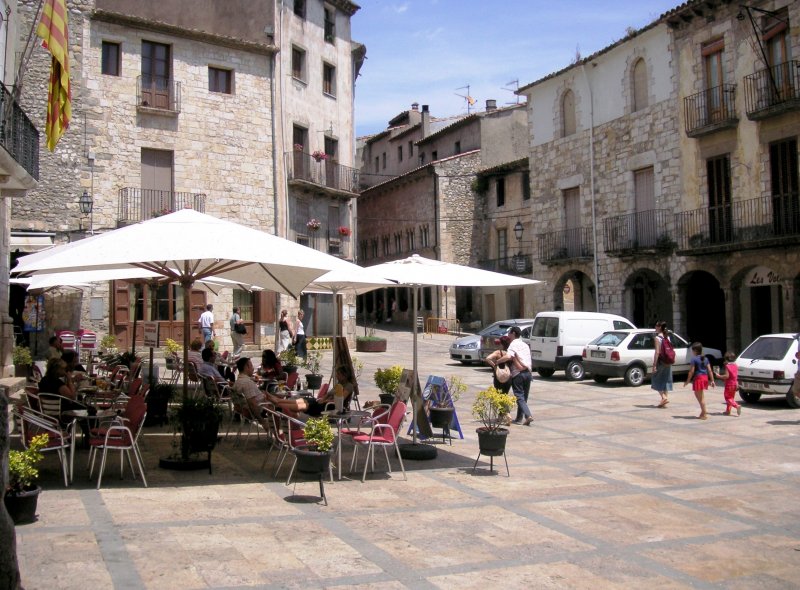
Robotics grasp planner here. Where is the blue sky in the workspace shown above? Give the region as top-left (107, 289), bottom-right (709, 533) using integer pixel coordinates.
top-left (352, 0), bottom-right (680, 136)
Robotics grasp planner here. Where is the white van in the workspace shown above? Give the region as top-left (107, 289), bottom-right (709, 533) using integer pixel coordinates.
top-left (526, 311), bottom-right (636, 380)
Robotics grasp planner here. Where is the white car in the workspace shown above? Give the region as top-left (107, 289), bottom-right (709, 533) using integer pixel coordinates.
top-left (737, 333), bottom-right (800, 408)
top-left (449, 333), bottom-right (482, 364)
top-left (582, 329), bottom-right (722, 387)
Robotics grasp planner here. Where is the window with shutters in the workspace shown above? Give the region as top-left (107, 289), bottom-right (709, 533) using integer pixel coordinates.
top-left (102, 41), bottom-right (120, 76)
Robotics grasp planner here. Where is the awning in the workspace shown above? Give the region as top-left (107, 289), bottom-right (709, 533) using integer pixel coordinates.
top-left (10, 234), bottom-right (54, 252)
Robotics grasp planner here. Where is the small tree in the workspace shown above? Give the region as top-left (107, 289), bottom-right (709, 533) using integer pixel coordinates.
top-left (472, 387), bottom-right (515, 433)
top-left (303, 417), bottom-right (334, 453)
top-left (374, 365), bottom-right (403, 396)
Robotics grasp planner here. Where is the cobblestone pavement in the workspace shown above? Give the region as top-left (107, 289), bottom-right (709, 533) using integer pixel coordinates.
top-left (13, 326), bottom-right (800, 589)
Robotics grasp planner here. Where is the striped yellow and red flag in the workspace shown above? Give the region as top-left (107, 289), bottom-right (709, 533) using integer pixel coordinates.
top-left (36, 0), bottom-right (71, 151)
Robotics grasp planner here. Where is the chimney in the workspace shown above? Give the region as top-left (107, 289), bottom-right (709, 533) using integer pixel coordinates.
top-left (411, 102), bottom-right (419, 111)
top-left (421, 104), bottom-right (430, 137)
top-left (485, 99), bottom-right (497, 111)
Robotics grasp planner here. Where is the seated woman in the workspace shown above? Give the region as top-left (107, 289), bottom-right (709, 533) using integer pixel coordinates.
top-left (62, 350), bottom-right (87, 374)
top-left (266, 366), bottom-right (354, 418)
top-left (37, 358), bottom-right (88, 430)
top-left (259, 349), bottom-right (287, 382)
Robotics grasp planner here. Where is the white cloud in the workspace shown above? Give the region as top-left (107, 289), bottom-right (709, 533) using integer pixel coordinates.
top-left (392, 2), bottom-right (409, 14)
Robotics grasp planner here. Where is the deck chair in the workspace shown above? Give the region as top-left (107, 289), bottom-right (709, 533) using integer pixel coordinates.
top-left (57, 331), bottom-right (77, 351)
top-left (15, 407), bottom-right (76, 486)
top-left (349, 401), bottom-right (407, 482)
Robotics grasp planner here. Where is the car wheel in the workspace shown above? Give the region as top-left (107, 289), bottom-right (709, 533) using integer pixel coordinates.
top-left (739, 390), bottom-right (761, 403)
top-left (565, 359), bottom-right (585, 381)
top-left (536, 368), bottom-right (555, 378)
top-left (624, 365), bottom-right (646, 387)
top-left (592, 375), bottom-right (609, 384)
top-left (786, 391), bottom-right (800, 409)
top-left (459, 360), bottom-right (471, 365)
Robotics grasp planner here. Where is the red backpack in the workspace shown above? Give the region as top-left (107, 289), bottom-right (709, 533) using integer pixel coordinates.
top-left (659, 335), bottom-right (676, 365)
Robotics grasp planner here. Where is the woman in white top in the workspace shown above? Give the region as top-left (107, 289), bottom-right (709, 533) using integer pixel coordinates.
top-left (294, 309), bottom-right (307, 359)
top-left (277, 309), bottom-right (293, 353)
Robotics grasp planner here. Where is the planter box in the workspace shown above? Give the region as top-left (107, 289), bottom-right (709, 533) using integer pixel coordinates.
top-left (356, 339), bottom-right (387, 353)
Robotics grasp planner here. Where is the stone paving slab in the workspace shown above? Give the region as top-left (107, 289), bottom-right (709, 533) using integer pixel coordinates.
top-left (12, 326), bottom-right (800, 589)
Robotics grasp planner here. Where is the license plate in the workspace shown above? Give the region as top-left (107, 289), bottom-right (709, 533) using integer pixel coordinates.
top-left (590, 350), bottom-right (605, 358)
top-left (742, 381), bottom-right (768, 391)
top-left (531, 350), bottom-right (541, 358)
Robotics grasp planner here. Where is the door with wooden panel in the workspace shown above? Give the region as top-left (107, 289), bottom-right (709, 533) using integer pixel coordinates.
top-left (563, 187), bottom-right (581, 257)
top-left (141, 149), bottom-right (174, 220)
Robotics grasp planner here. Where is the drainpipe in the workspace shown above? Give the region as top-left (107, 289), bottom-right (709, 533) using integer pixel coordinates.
top-left (581, 63), bottom-right (599, 310)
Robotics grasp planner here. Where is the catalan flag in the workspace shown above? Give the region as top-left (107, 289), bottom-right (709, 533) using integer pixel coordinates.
top-left (36, 0), bottom-right (71, 151)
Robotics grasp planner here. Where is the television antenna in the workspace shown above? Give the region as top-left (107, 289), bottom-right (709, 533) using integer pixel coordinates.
top-left (502, 79), bottom-right (520, 105)
top-left (455, 84), bottom-right (476, 113)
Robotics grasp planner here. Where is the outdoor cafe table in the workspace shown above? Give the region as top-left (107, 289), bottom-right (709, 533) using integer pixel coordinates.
top-left (322, 409), bottom-right (369, 480)
top-left (62, 408), bottom-right (118, 446)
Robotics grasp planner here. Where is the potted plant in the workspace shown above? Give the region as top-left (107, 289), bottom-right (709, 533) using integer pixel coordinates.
top-left (278, 348), bottom-right (300, 374)
top-left (99, 333), bottom-right (117, 355)
top-left (306, 218), bottom-right (322, 232)
top-left (162, 338), bottom-right (181, 367)
top-left (374, 365), bottom-right (403, 406)
top-left (472, 386), bottom-right (516, 457)
top-left (12, 345), bottom-right (33, 379)
top-left (428, 376), bottom-right (466, 430)
top-left (311, 150), bottom-right (328, 162)
top-left (338, 226), bottom-right (351, 237)
top-left (160, 395), bottom-right (223, 472)
top-left (5, 434), bottom-right (48, 524)
top-left (293, 417), bottom-right (335, 475)
top-left (303, 350), bottom-right (324, 390)
top-left (145, 382), bottom-right (176, 426)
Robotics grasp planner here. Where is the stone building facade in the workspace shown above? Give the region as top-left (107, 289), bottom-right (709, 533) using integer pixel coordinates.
top-left (357, 102), bottom-right (533, 327)
top-left (1, 0), bottom-right (39, 375)
top-left (518, 0), bottom-right (800, 353)
top-left (10, 0), bottom-right (361, 354)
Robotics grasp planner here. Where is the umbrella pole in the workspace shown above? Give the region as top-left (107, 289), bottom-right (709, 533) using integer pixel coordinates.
top-left (412, 286), bottom-right (418, 444)
top-left (182, 278), bottom-right (193, 399)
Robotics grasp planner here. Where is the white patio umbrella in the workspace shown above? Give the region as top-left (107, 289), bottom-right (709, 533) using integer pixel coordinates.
top-left (302, 267), bottom-right (396, 382)
top-left (366, 254), bottom-right (542, 458)
top-left (13, 209), bottom-right (355, 394)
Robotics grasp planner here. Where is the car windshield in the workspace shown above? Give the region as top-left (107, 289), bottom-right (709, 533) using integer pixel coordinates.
top-left (483, 324), bottom-right (514, 337)
top-left (589, 332), bottom-right (627, 346)
top-left (740, 336), bottom-right (794, 361)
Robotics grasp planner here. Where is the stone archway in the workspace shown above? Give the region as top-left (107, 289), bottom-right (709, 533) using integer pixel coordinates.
top-left (554, 271), bottom-right (596, 312)
top-left (623, 268), bottom-right (671, 328)
top-left (677, 270), bottom-right (726, 352)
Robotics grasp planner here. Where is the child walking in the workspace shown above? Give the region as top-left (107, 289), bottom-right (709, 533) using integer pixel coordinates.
top-left (684, 342), bottom-right (715, 420)
top-left (713, 352), bottom-right (742, 416)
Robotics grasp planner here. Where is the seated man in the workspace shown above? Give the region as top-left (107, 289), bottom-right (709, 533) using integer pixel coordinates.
top-left (47, 336), bottom-right (63, 360)
top-left (196, 348), bottom-right (229, 386)
top-left (265, 366), bottom-right (354, 418)
top-left (186, 338), bottom-right (204, 367)
top-left (233, 357), bottom-right (266, 416)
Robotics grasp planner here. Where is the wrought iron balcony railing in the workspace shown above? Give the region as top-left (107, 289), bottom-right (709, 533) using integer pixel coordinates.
top-left (291, 227), bottom-right (350, 258)
top-left (744, 60), bottom-right (800, 120)
top-left (684, 83), bottom-right (738, 136)
top-left (285, 151), bottom-right (359, 195)
top-left (674, 193), bottom-right (800, 252)
top-left (538, 227), bottom-right (593, 263)
top-left (477, 254), bottom-right (532, 275)
top-left (137, 76), bottom-right (181, 113)
top-left (0, 81), bottom-right (39, 180)
top-left (117, 188), bottom-right (206, 225)
top-left (604, 209), bottom-right (675, 254)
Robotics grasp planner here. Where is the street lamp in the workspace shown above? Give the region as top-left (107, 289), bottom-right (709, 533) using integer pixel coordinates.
top-left (511, 220), bottom-right (526, 273)
top-left (78, 190), bottom-right (93, 215)
top-left (513, 221), bottom-right (524, 241)
top-left (79, 190), bottom-right (94, 235)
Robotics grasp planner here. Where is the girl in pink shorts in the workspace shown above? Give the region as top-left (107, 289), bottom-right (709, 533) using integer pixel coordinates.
top-left (684, 342), bottom-right (715, 420)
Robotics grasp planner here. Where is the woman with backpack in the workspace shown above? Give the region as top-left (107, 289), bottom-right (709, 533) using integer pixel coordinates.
top-left (652, 320), bottom-right (674, 408)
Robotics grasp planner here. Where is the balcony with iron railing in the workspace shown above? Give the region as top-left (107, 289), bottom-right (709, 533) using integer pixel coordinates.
top-left (117, 188), bottom-right (206, 225)
top-left (136, 75), bottom-right (181, 114)
top-left (684, 83), bottom-right (738, 137)
top-left (538, 227), bottom-right (593, 264)
top-left (674, 193), bottom-right (800, 253)
top-left (285, 151), bottom-right (359, 196)
top-left (478, 253), bottom-right (533, 275)
top-left (292, 227), bottom-right (350, 259)
top-left (604, 209), bottom-right (676, 256)
top-left (744, 60), bottom-right (800, 120)
top-left (0, 81), bottom-right (39, 181)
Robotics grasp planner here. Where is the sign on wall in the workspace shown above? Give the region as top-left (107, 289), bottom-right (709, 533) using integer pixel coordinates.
top-left (744, 266), bottom-right (781, 287)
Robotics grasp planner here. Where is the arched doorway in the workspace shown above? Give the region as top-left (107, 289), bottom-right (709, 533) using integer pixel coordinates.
top-left (624, 268), bottom-right (670, 328)
top-left (554, 271), bottom-right (595, 312)
top-left (679, 270), bottom-right (726, 351)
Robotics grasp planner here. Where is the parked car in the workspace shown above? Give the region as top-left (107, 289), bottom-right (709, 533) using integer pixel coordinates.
top-left (736, 333), bottom-right (800, 408)
top-left (582, 329), bottom-right (723, 387)
top-left (449, 333), bottom-right (482, 365)
top-left (526, 311), bottom-right (636, 380)
top-left (477, 319), bottom-right (535, 362)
